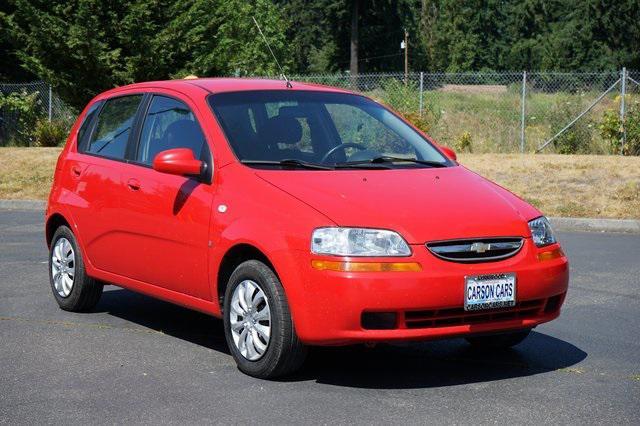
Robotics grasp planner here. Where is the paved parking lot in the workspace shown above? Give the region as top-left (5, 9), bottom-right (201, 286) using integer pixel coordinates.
top-left (1, 209), bottom-right (639, 424)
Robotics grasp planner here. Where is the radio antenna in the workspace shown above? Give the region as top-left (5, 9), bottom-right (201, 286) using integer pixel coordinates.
top-left (252, 17), bottom-right (292, 88)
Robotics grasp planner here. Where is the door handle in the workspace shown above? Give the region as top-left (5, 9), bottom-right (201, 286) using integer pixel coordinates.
top-left (71, 166), bottom-right (82, 176)
top-left (127, 178), bottom-right (141, 191)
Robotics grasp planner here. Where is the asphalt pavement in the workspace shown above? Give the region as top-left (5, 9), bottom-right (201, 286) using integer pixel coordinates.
top-left (0, 209), bottom-right (639, 424)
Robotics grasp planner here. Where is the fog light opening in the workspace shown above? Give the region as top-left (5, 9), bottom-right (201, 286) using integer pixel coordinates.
top-left (361, 312), bottom-right (398, 330)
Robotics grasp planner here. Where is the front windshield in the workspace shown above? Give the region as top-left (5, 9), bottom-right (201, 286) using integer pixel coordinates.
top-left (208, 90), bottom-right (449, 169)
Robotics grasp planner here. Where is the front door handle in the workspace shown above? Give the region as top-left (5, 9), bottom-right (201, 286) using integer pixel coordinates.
top-left (71, 166), bottom-right (82, 176)
top-left (127, 178), bottom-right (141, 191)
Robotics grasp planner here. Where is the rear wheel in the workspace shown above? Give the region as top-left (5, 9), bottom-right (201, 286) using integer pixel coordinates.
top-left (223, 260), bottom-right (307, 379)
top-left (465, 329), bottom-right (531, 349)
top-left (49, 226), bottom-right (103, 312)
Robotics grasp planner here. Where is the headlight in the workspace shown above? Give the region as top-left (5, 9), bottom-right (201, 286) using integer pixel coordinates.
top-left (528, 216), bottom-right (556, 247)
top-left (311, 227), bottom-right (411, 256)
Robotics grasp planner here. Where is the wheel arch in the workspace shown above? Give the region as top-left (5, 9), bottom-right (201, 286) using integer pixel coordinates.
top-left (216, 243), bottom-right (277, 310)
top-left (45, 213), bottom-right (71, 248)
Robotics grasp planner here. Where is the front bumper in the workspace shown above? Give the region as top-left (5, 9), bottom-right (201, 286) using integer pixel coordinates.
top-left (287, 239), bottom-right (569, 345)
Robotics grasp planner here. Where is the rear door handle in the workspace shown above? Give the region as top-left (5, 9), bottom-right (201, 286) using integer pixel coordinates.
top-left (71, 166), bottom-right (82, 176)
top-left (127, 178), bottom-right (141, 191)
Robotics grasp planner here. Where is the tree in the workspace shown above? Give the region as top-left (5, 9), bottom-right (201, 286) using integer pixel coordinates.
top-left (350, 0), bottom-right (359, 75)
top-left (0, 2), bottom-right (31, 81)
top-left (2, 0), bottom-right (290, 108)
top-left (154, 0), bottom-right (291, 78)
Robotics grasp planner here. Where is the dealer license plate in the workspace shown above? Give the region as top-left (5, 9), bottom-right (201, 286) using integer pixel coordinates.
top-left (464, 273), bottom-right (516, 311)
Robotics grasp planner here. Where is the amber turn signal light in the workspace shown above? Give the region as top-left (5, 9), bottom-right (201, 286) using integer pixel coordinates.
top-left (311, 260), bottom-right (422, 272)
top-left (537, 247), bottom-right (564, 261)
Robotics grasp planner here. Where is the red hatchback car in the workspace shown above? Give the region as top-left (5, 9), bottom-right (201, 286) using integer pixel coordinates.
top-left (46, 78), bottom-right (568, 378)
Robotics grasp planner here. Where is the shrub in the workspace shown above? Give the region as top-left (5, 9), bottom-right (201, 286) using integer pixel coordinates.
top-left (454, 131), bottom-right (473, 152)
top-left (373, 79), bottom-right (440, 136)
top-left (379, 79), bottom-right (420, 114)
top-left (0, 90), bottom-right (41, 146)
top-left (599, 103), bottom-right (640, 155)
top-left (549, 97), bottom-right (592, 154)
top-left (33, 119), bottom-right (69, 147)
top-left (403, 111), bottom-right (431, 134)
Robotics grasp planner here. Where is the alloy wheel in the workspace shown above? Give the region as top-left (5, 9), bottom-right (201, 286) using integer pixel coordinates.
top-left (51, 237), bottom-right (75, 298)
top-left (229, 280), bottom-right (271, 361)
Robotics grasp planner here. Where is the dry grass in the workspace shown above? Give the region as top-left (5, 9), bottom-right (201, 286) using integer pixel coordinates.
top-left (0, 147), bottom-right (60, 200)
top-left (1, 148), bottom-right (639, 219)
top-left (459, 153), bottom-right (640, 219)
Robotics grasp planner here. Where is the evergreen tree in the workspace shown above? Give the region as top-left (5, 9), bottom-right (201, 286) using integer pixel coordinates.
top-left (2, 0), bottom-right (289, 108)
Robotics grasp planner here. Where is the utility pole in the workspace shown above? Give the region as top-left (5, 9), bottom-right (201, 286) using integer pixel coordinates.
top-left (620, 67), bottom-right (627, 155)
top-left (403, 28), bottom-right (409, 85)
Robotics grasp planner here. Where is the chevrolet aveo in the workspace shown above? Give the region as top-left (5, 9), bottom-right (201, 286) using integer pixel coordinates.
top-left (46, 78), bottom-right (569, 379)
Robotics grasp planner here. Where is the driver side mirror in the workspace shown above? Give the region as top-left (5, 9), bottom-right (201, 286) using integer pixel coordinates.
top-left (152, 148), bottom-right (205, 177)
top-left (439, 145), bottom-right (457, 161)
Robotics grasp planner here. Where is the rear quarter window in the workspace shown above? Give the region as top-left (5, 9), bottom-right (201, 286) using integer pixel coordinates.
top-left (76, 101), bottom-right (102, 150)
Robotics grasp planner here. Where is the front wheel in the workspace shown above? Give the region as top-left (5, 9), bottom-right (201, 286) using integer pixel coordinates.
top-left (465, 329), bottom-right (531, 349)
top-left (223, 260), bottom-right (307, 379)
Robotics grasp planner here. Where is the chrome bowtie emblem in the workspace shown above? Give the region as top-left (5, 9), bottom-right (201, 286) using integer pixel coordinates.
top-left (470, 242), bottom-right (491, 253)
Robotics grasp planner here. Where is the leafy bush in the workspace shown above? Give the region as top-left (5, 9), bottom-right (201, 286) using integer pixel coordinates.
top-left (403, 111), bottom-right (431, 134)
top-left (599, 102), bottom-right (640, 155)
top-left (379, 79), bottom-right (420, 114)
top-left (0, 90), bottom-right (41, 146)
top-left (33, 119), bottom-right (69, 147)
top-left (549, 97), bottom-right (592, 154)
top-left (454, 131), bottom-right (473, 152)
top-left (374, 79), bottom-right (439, 136)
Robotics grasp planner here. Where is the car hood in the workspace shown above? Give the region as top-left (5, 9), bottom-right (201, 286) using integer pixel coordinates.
top-left (255, 165), bottom-right (540, 244)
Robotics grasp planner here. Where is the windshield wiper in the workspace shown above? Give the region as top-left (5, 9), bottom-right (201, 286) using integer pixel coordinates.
top-left (339, 156), bottom-right (447, 168)
top-left (241, 159), bottom-right (334, 170)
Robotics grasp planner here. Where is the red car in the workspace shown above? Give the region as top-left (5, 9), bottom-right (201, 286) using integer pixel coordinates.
top-left (46, 78), bottom-right (568, 379)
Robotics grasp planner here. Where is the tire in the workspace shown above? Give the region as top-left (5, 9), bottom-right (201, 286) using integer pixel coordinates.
top-left (223, 260), bottom-right (307, 379)
top-left (49, 225), bottom-right (103, 312)
top-left (465, 329), bottom-right (531, 349)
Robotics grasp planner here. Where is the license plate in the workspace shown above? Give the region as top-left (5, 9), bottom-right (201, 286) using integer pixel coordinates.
top-left (464, 273), bottom-right (516, 311)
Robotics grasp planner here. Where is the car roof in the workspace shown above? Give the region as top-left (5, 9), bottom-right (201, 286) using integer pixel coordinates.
top-left (102, 78), bottom-right (354, 97)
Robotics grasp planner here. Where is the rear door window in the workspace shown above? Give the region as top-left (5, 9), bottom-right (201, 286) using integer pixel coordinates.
top-left (84, 95), bottom-right (143, 160)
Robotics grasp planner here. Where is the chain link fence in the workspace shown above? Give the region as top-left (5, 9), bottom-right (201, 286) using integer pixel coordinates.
top-left (0, 81), bottom-right (75, 146)
top-left (2, 71), bottom-right (639, 153)
top-left (288, 70), bottom-right (640, 155)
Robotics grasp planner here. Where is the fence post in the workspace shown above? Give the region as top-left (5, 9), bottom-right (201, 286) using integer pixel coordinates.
top-left (48, 85), bottom-right (52, 122)
top-left (620, 67), bottom-right (626, 155)
top-left (419, 72), bottom-right (424, 117)
top-left (520, 71), bottom-right (527, 153)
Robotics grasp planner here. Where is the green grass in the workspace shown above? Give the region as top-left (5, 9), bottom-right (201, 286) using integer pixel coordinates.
top-left (367, 81), bottom-right (635, 155)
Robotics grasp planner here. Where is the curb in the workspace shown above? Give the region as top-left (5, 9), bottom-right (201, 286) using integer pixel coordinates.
top-left (549, 217), bottom-right (640, 234)
top-left (0, 200), bottom-right (45, 211)
top-left (0, 200), bottom-right (638, 234)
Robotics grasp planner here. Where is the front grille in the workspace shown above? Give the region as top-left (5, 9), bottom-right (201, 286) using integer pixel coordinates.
top-left (426, 237), bottom-right (523, 263)
top-left (403, 299), bottom-right (545, 329)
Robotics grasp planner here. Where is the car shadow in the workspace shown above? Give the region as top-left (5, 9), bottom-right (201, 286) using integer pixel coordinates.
top-left (96, 287), bottom-right (229, 355)
top-left (96, 288), bottom-right (586, 389)
top-left (296, 333), bottom-right (587, 388)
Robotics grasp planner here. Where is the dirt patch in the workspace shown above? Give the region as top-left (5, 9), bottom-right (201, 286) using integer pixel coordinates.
top-left (437, 84), bottom-right (508, 94)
